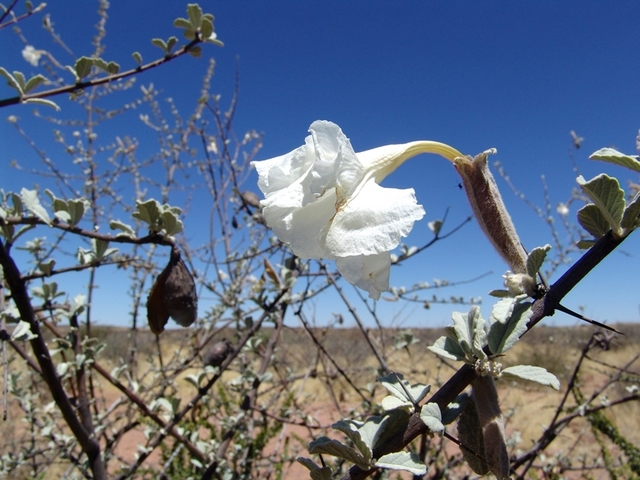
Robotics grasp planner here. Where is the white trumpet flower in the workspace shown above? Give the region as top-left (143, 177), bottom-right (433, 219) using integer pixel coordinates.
top-left (252, 120), bottom-right (463, 299)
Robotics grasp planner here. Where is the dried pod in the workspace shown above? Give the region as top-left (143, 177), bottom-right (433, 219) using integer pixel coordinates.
top-left (471, 375), bottom-right (510, 480)
top-left (203, 339), bottom-right (232, 368)
top-left (455, 150), bottom-right (528, 274)
top-left (457, 392), bottom-right (489, 476)
top-left (147, 249), bottom-right (197, 334)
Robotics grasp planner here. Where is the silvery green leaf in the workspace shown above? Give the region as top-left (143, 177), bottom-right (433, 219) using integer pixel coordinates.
top-left (20, 188), bottom-right (50, 225)
top-left (53, 209), bottom-right (71, 223)
top-left (526, 244), bottom-right (551, 278)
top-left (200, 17), bottom-right (214, 40)
top-left (23, 97), bottom-right (60, 111)
top-left (589, 147), bottom-right (640, 172)
top-left (13, 71), bottom-right (26, 90)
top-left (297, 458), bottom-right (332, 480)
top-left (184, 373), bottom-right (204, 388)
top-left (10, 192), bottom-right (24, 215)
top-left (160, 210), bottom-right (183, 236)
top-left (74, 57), bottom-right (94, 80)
top-left (132, 199), bottom-right (161, 226)
top-left (442, 393), bottom-right (469, 425)
top-left (357, 416), bottom-right (387, 453)
top-left (132, 51), bottom-right (142, 66)
top-left (188, 46), bottom-right (202, 57)
top-left (151, 38), bottom-right (168, 53)
top-left (75, 353), bottom-right (86, 368)
top-left (187, 3), bottom-right (203, 27)
top-left (577, 204), bottom-right (611, 239)
top-left (93, 238), bottom-right (117, 260)
top-left (427, 335), bottom-right (467, 362)
top-left (309, 437), bottom-right (369, 470)
top-left (151, 397), bottom-right (173, 413)
top-left (24, 74), bottom-right (46, 93)
top-left (109, 220), bottom-right (135, 237)
top-left (420, 403), bottom-right (444, 434)
top-left (332, 417), bottom-right (384, 460)
top-left (166, 37), bottom-right (178, 52)
top-left (69, 294), bottom-right (86, 316)
top-left (488, 300), bottom-right (532, 355)
top-left (173, 17), bottom-right (191, 29)
top-left (378, 372), bottom-right (431, 405)
top-left (502, 365), bottom-right (560, 390)
top-left (375, 452), bottom-right (426, 475)
top-left (489, 289), bottom-right (510, 298)
top-left (0, 67), bottom-right (22, 93)
top-left (381, 395), bottom-right (411, 411)
top-left (56, 362), bottom-right (70, 377)
top-left (577, 174), bottom-right (625, 235)
top-left (577, 239), bottom-right (596, 249)
top-left (490, 295), bottom-right (525, 325)
top-left (449, 307), bottom-right (487, 360)
top-left (38, 259), bottom-right (55, 276)
top-left (11, 320), bottom-right (38, 341)
top-left (621, 191), bottom-right (640, 231)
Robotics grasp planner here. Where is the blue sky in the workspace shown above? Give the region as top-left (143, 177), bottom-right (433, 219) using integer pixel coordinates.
top-left (2, 1), bottom-right (639, 328)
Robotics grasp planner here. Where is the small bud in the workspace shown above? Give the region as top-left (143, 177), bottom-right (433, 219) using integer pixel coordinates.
top-left (502, 271), bottom-right (536, 297)
top-left (455, 150), bottom-right (527, 274)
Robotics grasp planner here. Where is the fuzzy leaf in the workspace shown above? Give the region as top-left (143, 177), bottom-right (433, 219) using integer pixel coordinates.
top-left (502, 365), bottom-right (560, 390)
top-left (38, 259), bottom-right (55, 276)
top-left (297, 458), bottom-right (332, 480)
top-left (133, 199), bottom-right (161, 226)
top-left (589, 147), bottom-right (640, 172)
top-left (166, 36), bottom-right (178, 52)
top-left (186, 3), bottom-right (203, 28)
top-left (200, 17), bottom-right (214, 40)
top-left (488, 300), bottom-right (532, 355)
top-left (11, 320), bottom-right (38, 341)
top-left (442, 393), bottom-right (469, 425)
top-left (132, 51), bottom-right (142, 66)
top-left (173, 17), bottom-right (192, 29)
top-left (187, 46), bottom-right (202, 57)
top-left (378, 372), bottom-right (431, 406)
top-left (151, 38), bottom-right (168, 53)
top-left (160, 210), bottom-right (183, 236)
top-left (621, 191), bottom-right (640, 231)
top-left (23, 74), bottom-right (47, 93)
top-left (22, 98), bottom-right (60, 110)
top-left (526, 244), bottom-right (551, 278)
top-left (427, 335), bottom-right (467, 362)
top-left (577, 174), bottom-right (625, 234)
top-left (0, 67), bottom-right (22, 93)
top-left (20, 188), bottom-right (50, 225)
top-left (376, 451), bottom-right (426, 475)
top-left (577, 203), bottom-right (611, 239)
top-left (309, 437), bottom-right (368, 470)
top-left (109, 220), bottom-right (135, 237)
top-left (74, 57), bottom-right (94, 80)
top-left (420, 403), bottom-right (444, 434)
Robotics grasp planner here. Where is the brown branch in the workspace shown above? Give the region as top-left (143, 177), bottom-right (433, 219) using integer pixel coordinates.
top-left (338, 229), bottom-right (629, 480)
top-left (0, 37), bottom-right (204, 109)
top-left (0, 238), bottom-right (107, 479)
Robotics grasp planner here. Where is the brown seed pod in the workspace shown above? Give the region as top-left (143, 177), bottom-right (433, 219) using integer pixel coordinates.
top-left (147, 249), bottom-right (197, 334)
top-left (202, 339), bottom-right (232, 368)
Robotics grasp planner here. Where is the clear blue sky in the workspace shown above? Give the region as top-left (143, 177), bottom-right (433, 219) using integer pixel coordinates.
top-left (2, 1), bottom-right (639, 328)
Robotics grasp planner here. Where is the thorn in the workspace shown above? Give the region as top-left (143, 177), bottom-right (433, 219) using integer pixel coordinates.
top-left (556, 304), bottom-right (624, 335)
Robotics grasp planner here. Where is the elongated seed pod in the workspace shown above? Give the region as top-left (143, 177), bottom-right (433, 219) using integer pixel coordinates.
top-left (455, 150), bottom-right (528, 274)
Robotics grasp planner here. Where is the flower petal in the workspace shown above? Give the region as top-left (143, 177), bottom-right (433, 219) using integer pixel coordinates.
top-left (336, 253), bottom-right (391, 300)
top-left (325, 182), bottom-right (425, 257)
